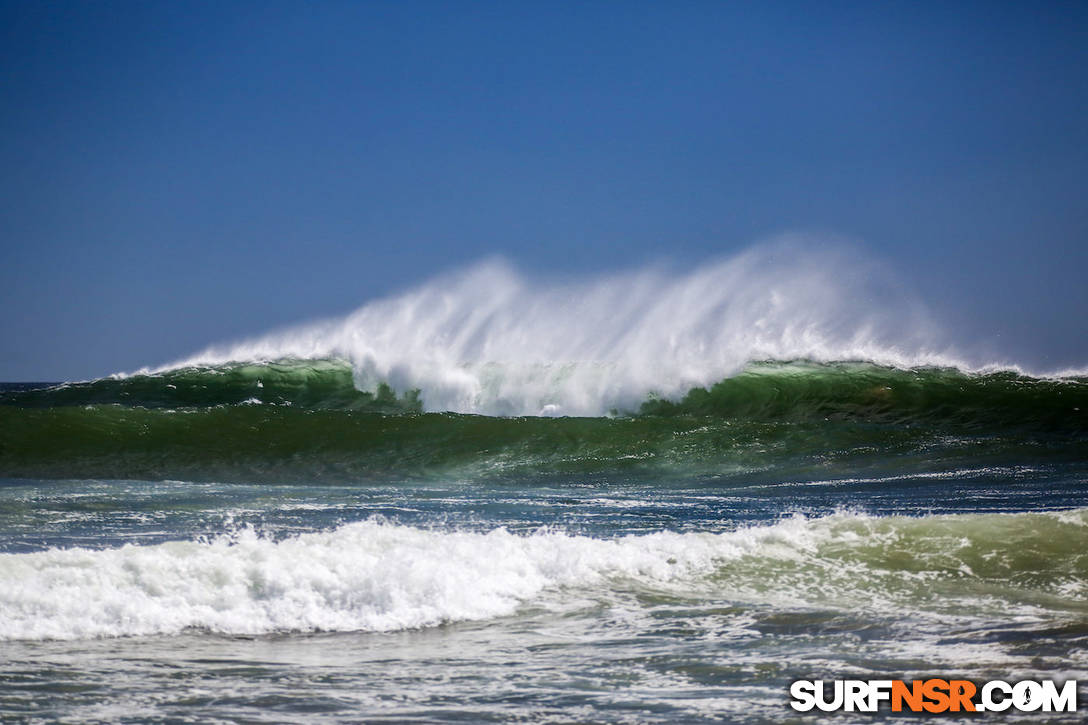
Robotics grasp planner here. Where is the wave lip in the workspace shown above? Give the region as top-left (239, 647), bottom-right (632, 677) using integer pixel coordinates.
top-left (140, 243), bottom-right (978, 416)
top-left (2, 509), bottom-right (1086, 641)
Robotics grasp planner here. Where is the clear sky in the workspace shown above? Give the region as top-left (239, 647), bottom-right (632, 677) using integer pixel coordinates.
top-left (2, 0), bottom-right (1086, 380)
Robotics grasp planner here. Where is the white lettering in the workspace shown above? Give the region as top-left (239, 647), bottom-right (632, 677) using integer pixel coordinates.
top-left (789, 680), bottom-right (816, 712)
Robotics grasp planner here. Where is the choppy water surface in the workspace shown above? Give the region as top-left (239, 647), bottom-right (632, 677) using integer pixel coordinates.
top-left (3, 251), bottom-right (1087, 721)
top-left (1, 471), bottom-right (1087, 723)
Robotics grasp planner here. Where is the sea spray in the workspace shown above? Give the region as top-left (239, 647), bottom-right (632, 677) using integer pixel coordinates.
top-left (144, 241), bottom-right (963, 416)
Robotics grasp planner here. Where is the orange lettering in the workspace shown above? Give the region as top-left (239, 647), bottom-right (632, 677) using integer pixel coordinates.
top-left (892, 680), bottom-right (924, 712)
top-left (922, 679), bottom-right (950, 713)
top-left (948, 680), bottom-right (976, 712)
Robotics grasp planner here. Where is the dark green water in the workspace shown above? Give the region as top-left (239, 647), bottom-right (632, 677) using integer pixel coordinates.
top-left (1, 360), bottom-right (1086, 722)
top-left (2, 360), bottom-right (1085, 484)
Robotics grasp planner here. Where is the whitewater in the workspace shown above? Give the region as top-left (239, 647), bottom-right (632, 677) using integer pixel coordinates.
top-left (3, 242), bottom-right (1087, 722)
top-left (146, 242), bottom-right (993, 417)
top-left (3, 508), bottom-right (1087, 642)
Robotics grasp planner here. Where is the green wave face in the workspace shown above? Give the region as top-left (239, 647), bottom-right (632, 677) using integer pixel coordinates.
top-left (641, 361), bottom-right (1088, 430)
top-left (707, 507), bottom-right (1088, 615)
top-left (0, 359), bottom-right (422, 413)
top-left (1, 360), bottom-right (1086, 483)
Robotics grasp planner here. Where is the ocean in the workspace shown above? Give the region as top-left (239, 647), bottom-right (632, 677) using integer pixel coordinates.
top-left (2, 255), bottom-right (1087, 722)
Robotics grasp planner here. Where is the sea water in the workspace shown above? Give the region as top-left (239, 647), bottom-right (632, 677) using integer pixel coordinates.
top-left (2, 247), bottom-right (1086, 722)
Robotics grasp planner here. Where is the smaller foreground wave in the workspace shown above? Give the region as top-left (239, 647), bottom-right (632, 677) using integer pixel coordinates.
top-left (2, 509), bottom-right (1086, 641)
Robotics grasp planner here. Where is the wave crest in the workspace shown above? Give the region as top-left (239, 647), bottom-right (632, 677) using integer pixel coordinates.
top-left (149, 241), bottom-right (966, 416)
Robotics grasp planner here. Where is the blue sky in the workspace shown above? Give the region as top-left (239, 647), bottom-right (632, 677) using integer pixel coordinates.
top-left (2, 1), bottom-right (1086, 380)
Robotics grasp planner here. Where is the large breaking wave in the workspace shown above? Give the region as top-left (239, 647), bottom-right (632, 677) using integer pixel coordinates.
top-left (3, 359), bottom-right (1085, 483)
top-left (138, 241), bottom-right (978, 417)
top-left (4, 241), bottom-right (1086, 483)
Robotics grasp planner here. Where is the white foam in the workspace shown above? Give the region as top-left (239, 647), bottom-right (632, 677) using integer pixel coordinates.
top-left (3, 508), bottom-right (1085, 641)
top-left (141, 239), bottom-right (983, 416)
top-left (0, 513), bottom-right (854, 641)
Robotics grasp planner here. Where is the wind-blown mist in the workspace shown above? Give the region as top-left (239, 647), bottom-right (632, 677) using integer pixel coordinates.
top-left (156, 242), bottom-right (969, 416)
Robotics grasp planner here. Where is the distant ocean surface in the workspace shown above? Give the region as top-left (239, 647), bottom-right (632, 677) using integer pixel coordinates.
top-left (2, 254), bottom-right (1087, 722)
